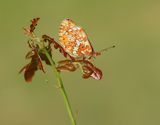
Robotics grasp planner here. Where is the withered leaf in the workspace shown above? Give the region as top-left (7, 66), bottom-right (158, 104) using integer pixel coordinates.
top-left (57, 60), bottom-right (78, 72)
top-left (30, 17), bottom-right (40, 33)
top-left (20, 48), bottom-right (45, 82)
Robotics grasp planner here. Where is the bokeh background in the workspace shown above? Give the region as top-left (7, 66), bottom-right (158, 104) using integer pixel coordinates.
top-left (0, 0), bottom-right (160, 125)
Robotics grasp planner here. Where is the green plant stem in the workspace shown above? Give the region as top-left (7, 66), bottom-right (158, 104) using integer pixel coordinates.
top-left (43, 48), bottom-right (77, 125)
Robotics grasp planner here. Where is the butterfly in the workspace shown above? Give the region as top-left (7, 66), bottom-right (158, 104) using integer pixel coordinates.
top-left (59, 19), bottom-right (115, 60)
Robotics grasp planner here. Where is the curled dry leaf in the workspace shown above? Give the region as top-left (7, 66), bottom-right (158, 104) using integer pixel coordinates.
top-left (23, 17), bottom-right (40, 35)
top-left (30, 17), bottom-right (40, 33)
top-left (82, 65), bottom-right (102, 80)
top-left (19, 48), bottom-right (45, 82)
top-left (79, 60), bottom-right (102, 80)
top-left (57, 60), bottom-right (78, 72)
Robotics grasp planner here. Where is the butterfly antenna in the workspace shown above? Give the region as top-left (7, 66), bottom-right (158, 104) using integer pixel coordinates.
top-left (92, 45), bottom-right (115, 57)
top-left (99, 45), bottom-right (115, 53)
top-left (93, 45), bottom-right (115, 57)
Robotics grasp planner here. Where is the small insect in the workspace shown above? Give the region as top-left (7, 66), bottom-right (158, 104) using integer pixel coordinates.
top-left (59, 19), bottom-right (115, 60)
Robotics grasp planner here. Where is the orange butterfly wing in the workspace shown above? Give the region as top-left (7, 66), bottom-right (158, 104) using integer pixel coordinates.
top-left (59, 19), bottom-right (93, 59)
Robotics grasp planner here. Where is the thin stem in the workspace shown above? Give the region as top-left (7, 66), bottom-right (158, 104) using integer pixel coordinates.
top-left (43, 48), bottom-right (77, 125)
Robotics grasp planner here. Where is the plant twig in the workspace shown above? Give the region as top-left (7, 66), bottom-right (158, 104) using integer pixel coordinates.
top-left (43, 48), bottom-right (77, 125)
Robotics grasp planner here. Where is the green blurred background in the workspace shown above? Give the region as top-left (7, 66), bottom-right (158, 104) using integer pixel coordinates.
top-left (0, 0), bottom-right (160, 125)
